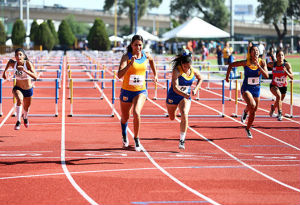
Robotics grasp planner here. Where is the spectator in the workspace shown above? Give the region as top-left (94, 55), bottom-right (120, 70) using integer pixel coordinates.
top-left (222, 42), bottom-right (233, 65)
top-left (201, 44), bottom-right (209, 61)
top-left (216, 44), bottom-right (224, 69)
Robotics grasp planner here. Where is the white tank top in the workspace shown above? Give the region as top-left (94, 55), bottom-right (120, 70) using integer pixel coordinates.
top-left (13, 61), bottom-right (31, 80)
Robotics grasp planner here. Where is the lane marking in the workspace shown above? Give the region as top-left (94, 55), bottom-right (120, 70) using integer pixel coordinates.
top-left (149, 83), bottom-right (300, 192)
top-left (61, 57), bottom-right (99, 205)
top-left (97, 72), bottom-right (222, 205)
top-left (1, 164), bottom-right (299, 180)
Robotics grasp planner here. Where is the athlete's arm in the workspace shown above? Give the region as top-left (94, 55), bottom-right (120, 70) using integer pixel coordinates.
top-left (225, 60), bottom-right (246, 82)
top-left (117, 53), bottom-right (137, 79)
top-left (24, 61), bottom-right (38, 80)
top-left (171, 68), bottom-right (190, 99)
top-left (146, 53), bottom-right (157, 84)
top-left (257, 59), bottom-right (269, 79)
top-left (2, 59), bottom-right (15, 80)
top-left (192, 69), bottom-right (202, 96)
top-left (284, 62), bottom-right (294, 80)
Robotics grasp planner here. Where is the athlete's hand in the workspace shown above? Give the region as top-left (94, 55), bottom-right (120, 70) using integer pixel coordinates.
top-left (2, 72), bottom-right (6, 79)
top-left (225, 76), bottom-right (230, 83)
top-left (153, 75), bottom-right (158, 84)
top-left (192, 89), bottom-right (197, 96)
top-left (184, 93), bottom-right (190, 99)
top-left (130, 55), bottom-right (137, 64)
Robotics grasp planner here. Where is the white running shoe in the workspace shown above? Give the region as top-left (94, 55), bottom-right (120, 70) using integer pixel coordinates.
top-left (122, 135), bottom-right (129, 147)
top-left (14, 121), bottom-right (21, 130)
top-left (179, 140), bottom-right (185, 150)
top-left (245, 128), bottom-right (253, 139)
top-left (241, 110), bottom-right (248, 123)
top-left (134, 138), bottom-right (142, 152)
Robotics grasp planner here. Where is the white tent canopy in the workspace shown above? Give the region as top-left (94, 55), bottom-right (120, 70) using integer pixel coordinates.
top-left (162, 17), bottom-right (230, 40)
top-left (125, 28), bottom-right (159, 41)
top-left (109, 35), bottom-right (124, 42)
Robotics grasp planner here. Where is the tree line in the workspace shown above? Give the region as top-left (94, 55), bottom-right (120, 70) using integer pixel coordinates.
top-left (0, 17), bottom-right (110, 51)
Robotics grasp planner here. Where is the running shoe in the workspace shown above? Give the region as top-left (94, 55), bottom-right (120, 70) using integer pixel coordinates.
top-left (134, 138), bottom-right (142, 152)
top-left (277, 111), bottom-right (283, 121)
top-left (23, 115), bottom-right (29, 128)
top-left (241, 110), bottom-right (248, 123)
top-left (14, 121), bottom-right (21, 130)
top-left (179, 140), bottom-right (185, 150)
top-left (245, 128), bottom-right (253, 139)
top-left (269, 104), bottom-right (275, 117)
top-left (122, 135), bottom-right (129, 147)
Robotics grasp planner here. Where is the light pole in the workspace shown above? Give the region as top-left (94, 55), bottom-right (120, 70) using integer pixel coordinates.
top-left (135, 0), bottom-right (138, 34)
top-left (19, 0), bottom-right (23, 20)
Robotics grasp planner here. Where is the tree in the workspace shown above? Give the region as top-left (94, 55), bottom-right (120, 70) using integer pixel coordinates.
top-left (87, 18), bottom-right (110, 50)
top-left (170, 0), bottom-right (229, 30)
top-left (0, 21), bottom-right (6, 45)
top-left (47, 19), bottom-right (59, 46)
top-left (64, 15), bottom-right (90, 37)
top-left (257, 0), bottom-right (300, 42)
top-left (37, 22), bottom-right (55, 50)
top-left (11, 19), bottom-right (26, 46)
top-left (30, 20), bottom-right (39, 45)
top-left (58, 20), bottom-right (75, 48)
top-left (104, 0), bottom-right (162, 33)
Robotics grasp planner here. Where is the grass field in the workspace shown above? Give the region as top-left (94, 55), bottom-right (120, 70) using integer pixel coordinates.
top-left (205, 54), bottom-right (300, 94)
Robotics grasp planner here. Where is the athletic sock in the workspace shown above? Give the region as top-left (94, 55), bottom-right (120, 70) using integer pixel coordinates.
top-left (16, 106), bottom-right (22, 122)
top-left (121, 122), bottom-right (128, 137)
top-left (23, 110), bottom-right (29, 119)
top-left (180, 132), bottom-right (186, 141)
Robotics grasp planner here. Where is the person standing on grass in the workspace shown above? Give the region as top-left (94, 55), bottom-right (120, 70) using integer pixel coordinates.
top-left (117, 35), bottom-right (157, 152)
top-left (166, 52), bottom-right (202, 149)
top-left (2, 48), bottom-right (37, 130)
top-left (225, 45), bottom-right (268, 139)
top-left (268, 49), bottom-right (293, 121)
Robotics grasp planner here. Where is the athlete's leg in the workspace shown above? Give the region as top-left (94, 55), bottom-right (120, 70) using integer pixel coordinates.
top-left (12, 89), bottom-right (23, 129)
top-left (120, 101), bottom-right (133, 145)
top-left (178, 98), bottom-right (191, 133)
top-left (242, 91), bottom-right (258, 130)
top-left (270, 85), bottom-right (282, 112)
top-left (132, 93), bottom-right (147, 139)
top-left (166, 103), bottom-right (178, 120)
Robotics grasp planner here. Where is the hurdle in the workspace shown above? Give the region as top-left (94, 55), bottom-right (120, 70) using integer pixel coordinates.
top-left (68, 78), bottom-right (116, 117)
top-left (0, 78), bottom-right (59, 117)
top-left (285, 80), bottom-right (300, 118)
top-left (231, 79), bottom-right (300, 118)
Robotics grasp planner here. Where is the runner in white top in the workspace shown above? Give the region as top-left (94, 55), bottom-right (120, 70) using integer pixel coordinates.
top-left (2, 48), bottom-right (37, 130)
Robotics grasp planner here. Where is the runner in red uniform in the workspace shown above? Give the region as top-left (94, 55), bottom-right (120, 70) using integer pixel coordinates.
top-left (268, 49), bottom-right (293, 121)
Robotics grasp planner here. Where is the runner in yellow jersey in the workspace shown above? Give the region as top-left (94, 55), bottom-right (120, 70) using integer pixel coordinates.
top-left (117, 35), bottom-right (157, 151)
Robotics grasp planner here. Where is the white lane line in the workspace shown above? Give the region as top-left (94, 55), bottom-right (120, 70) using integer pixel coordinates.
top-left (95, 74), bottom-right (222, 205)
top-left (192, 99), bottom-right (300, 151)
top-left (149, 83), bottom-right (300, 192)
top-left (1, 164), bottom-right (299, 180)
top-left (61, 58), bottom-right (99, 205)
top-left (0, 107), bottom-right (15, 128)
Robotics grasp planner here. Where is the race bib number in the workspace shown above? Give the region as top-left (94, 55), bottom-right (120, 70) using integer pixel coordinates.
top-left (178, 85), bottom-right (190, 94)
top-left (15, 70), bottom-right (23, 77)
top-left (274, 76), bottom-right (286, 84)
top-left (129, 75), bottom-right (144, 86)
top-left (248, 77), bottom-right (259, 85)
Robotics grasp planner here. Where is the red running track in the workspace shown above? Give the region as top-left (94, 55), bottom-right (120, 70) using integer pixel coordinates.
top-left (0, 56), bottom-right (299, 205)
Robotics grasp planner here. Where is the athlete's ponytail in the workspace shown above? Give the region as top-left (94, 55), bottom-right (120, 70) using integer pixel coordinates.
top-left (171, 51), bottom-right (192, 70)
top-left (127, 35), bottom-right (144, 53)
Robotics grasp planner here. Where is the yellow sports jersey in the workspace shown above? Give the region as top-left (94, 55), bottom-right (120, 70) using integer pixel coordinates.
top-left (122, 51), bottom-right (148, 91)
top-left (178, 65), bottom-right (195, 81)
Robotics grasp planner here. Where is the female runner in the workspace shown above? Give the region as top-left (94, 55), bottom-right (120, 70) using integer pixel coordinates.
top-left (166, 52), bottom-right (202, 149)
top-left (117, 35), bottom-right (157, 151)
top-left (2, 48), bottom-right (37, 130)
top-left (225, 45), bottom-right (268, 138)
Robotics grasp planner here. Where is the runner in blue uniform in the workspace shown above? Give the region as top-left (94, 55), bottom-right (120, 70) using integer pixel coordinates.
top-left (225, 45), bottom-right (268, 138)
top-left (166, 52), bottom-right (202, 149)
